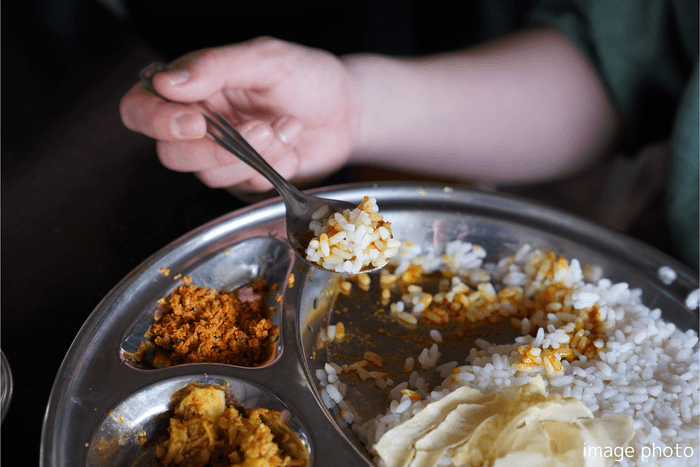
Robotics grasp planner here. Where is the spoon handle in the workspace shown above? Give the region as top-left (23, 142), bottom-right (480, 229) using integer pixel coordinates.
top-left (139, 62), bottom-right (309, 213)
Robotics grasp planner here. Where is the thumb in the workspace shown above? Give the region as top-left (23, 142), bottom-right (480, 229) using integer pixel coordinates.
top-left (151, 51), bottom-right (219, 103)
top-left (151, 37), bottom-right (296, 103)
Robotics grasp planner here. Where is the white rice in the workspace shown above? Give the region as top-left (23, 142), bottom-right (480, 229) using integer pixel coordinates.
top-left (316, 240), bottom-right (699, 466)
top-left (658, 266), bottom-right (677, 285)
top-left (305, 196), bottom-right (401, 274)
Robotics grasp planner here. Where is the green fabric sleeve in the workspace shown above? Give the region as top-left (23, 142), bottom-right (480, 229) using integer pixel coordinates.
top-left (527, 0), bottom-right (696, 152)
top-left (528, 0), bottom-right (698, 270)
top-left (666, 65), bottom-right (699, 271)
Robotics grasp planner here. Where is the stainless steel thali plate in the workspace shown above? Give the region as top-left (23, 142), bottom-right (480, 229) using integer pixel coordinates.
top-left (41, 182), bottom-right (699, 466)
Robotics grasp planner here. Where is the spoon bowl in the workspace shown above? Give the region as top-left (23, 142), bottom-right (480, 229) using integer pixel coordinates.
top-left (140, 62), bottom-right (381, 273)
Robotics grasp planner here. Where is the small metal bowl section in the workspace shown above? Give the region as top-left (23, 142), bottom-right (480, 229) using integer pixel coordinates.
top-left (119, 236), bottom-right (294, 369)
top-left (87, 374), bottom-right (312, 467)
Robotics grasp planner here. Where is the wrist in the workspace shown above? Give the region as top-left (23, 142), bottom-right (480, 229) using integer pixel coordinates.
top-left (340, 53), bottom-right (380, 164)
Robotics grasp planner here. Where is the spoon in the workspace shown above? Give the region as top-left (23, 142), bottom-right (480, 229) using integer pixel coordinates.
top-left (139, 62), bottom-right (382, 273)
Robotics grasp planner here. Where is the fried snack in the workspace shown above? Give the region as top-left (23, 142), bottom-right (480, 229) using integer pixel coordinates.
top-left (155, 385), bottom-right (308, 467)
top-left (137, 279), bottom-right (278, 367)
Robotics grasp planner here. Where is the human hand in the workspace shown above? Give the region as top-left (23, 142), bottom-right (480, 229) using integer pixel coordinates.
top-left (120, 37), bottom-right (361, 191)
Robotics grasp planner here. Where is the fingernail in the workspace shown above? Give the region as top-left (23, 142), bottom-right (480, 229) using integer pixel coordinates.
top-left (163, 69), bottom-right (190, 85)
top-left (172, 113), bottom-right (203, 138)
top-left (241, 122), bottom-right (272, 141)
top-left (274, 116), bottom-right (303, 144)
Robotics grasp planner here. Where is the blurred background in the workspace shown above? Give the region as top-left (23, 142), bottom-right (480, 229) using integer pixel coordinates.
top-left (1, 0), bottom-right (679, 463)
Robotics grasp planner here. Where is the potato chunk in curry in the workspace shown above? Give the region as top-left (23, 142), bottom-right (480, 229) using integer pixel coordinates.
top-left (155, 386), bottom-right (308, 467)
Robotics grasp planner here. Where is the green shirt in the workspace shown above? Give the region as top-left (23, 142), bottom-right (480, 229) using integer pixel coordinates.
top-left (529, 0), bottom-right (699, 270)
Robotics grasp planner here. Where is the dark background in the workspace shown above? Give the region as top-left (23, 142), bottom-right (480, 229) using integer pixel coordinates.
top-left (0, 0), bottom-right (679, 464)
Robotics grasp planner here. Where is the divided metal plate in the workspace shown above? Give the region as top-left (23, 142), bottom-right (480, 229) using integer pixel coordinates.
top-left (41, 182), bottom-right (699, 466)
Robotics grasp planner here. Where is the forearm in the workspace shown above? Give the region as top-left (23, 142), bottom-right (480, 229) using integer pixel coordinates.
top-left (342, 27), bottom-right (621, 183)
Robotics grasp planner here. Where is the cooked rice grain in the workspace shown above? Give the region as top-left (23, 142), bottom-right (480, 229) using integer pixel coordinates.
top-left (362, 242), bottom-right (699, 467)
top-left (305, 196), bottom-right (401, 273)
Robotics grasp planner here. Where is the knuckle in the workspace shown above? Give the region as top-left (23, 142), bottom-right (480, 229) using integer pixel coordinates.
top-left (196, 47), bottom-right (224, 70)
top-left (168, 49), bottom-right (204, 69)
top-left (150, 110), bottom-right (174, 139)
top-left (244, 36), bottom-right (296, 60)
top-left (249, 35), bottom-right (284, 49)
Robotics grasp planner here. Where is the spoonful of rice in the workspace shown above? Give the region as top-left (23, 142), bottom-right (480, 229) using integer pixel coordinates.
top-left (140, 62), bottom-right (400, 274)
